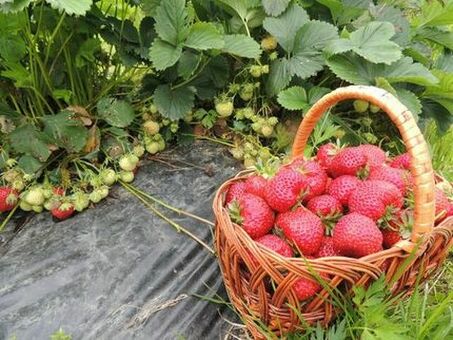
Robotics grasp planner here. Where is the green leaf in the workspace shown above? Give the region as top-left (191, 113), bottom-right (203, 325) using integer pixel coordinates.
top-left (327, 54), bottom-right (438, 87)
top-left (177, 51), bottom-right (201, 80)
top-left (0, 35), bottom-right (26, 62)
top-left (424, 70), bottom-right (453, 113)
top-left (52, 89), bottom-right (72, 103)
top-left (42, 111), bottom-right (89, 153)
top-left (369, 4), bottom-right (410, 47)
top-left (435, 53), bottom-right (453, 73)
top-left (421, 99), bottom-right (453, 134)
top-left (17, 155), bottom-right (43, 174)
top-left (140, 0), bottom-right (161, 16)
top-left (328, 22), bottom-right (402, 64)
top-left (416, 27), bottom-right (453, 50)
top-left (154, 84), bottom-right (195, 120)
top-left (262, 0), bottom-right (290, 16)
top-left (9, 124), bottom-right (51, 162)
top-left (217, 0), bottom-right (260, 20)
top-left (412, 1), bottom-right (453, 27)
top-left (75, 38), bottom-right (101, 68)
top-left (263, 3), bottom-right (309, 53)
top-left (149, 39), bottom-right (182, 71)
top-left (288, 54), bottom-right (324, 79)
top-left (395, 88), bottom-right (422, 118)
top-left (223, 34), bottom-right (261, 58)
top-left (266, 58), bottom-right (292, 96)
top-left (45, 0), bottom-right (92, 16)
top-left (0, 0), bottom-right (31, 13)
top-left (190, 56), bottom-right (230, 99)
top-left (154, 0), bottom-right (189, 45)
top-left (1, 61), bottom-right (31, 87)
top-left (277, 86), bottom-right (309, 110)
top-left (184, 22), bottom-right (224, 50)
top-left (97, 97), bottom-right (135, 128)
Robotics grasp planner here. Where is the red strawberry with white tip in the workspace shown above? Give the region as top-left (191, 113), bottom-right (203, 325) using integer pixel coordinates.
top-left (390, 153), bottom-right (411, 170)
top-left (327, 175), bottom-right (361, 206)
top-left (244, 175), bottom-right (267, 198)
top-left (333, 213), bottom-right (383, 257)
top-left (256, 234), bottom-right (294, 257)
top-left (316, 143), bottom-right (339, 169)
top-left (225, 181), bottom-right (247, 205)
top-left (264, 168), bottom-right (307, 212)
top-left (357, 144), bottom-right (386, 169)
top-left (368, 165), bottom-right (411, 195)
top-left (329, 147), bottom-right (367, 177)
top-left (0, 187), bottom-right (19, 212)
top-left (314, 236), bottom-right (338, 257)
top-left (307, 194), bottom-right (342, 218)
top-left (280, 208), bottom-right (324, 255)
top-left (51, 202), bottom-right (75, 220)
top-left (230, 193), bottom-right (275, 239)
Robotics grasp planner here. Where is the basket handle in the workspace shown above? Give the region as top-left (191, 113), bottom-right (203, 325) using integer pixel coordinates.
top-left (291, 85), bottom-right (435, 242)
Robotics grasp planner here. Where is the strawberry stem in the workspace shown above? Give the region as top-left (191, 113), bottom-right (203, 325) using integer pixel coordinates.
top-left (0, 204), bottom-right (19, 233)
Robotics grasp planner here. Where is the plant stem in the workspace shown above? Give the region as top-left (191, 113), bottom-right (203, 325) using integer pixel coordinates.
top-left (0, 205), bottom-right (19, 233)
top-left (121, 182), bottom-right (215, 255)
top-left (121, 181), bottom-right (214, 226)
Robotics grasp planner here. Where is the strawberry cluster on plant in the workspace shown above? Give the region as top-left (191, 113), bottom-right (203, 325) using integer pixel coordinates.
top-left (224, 142), bottom-right (453, 302)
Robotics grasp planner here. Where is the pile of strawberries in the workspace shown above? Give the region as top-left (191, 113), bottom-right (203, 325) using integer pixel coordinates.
top-left (225, 143), bottom-right (453, 301)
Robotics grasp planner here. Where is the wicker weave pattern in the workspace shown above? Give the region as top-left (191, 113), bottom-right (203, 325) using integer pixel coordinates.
top-left (213, 86), bottom-right (453, 339)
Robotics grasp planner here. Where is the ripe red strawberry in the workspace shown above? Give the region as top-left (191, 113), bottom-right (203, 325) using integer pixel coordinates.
top-left (256, 234), bottom-right (294, 257)
top-left (264, 167), bottom-right (307, 212)
top-left (244, 175), bottom-right (267, 198)
top-left (390, 153), bottom-right (411, 170)
top-left (368, 166), bottom-right (411, 195)
top-left (51, 202), bottom-right (75, 220)
top-left (329, 147), bottom-right (367, 177)
top-left (230, 193), bottom-right (275, 239)
top-left (327, 175), bottom-right (361, 206)
top-left (293, 276), bottom-right (323, 301)
top-left (225, 181), bottom-right (247, 205)
top-left (314, 236), bottom-right (338, 257)
top-left (357, 144), bottom-right (386, 169)
top-left (349, 180), bottom-right (403, 220)
top-left (281, 208), bottom-right (324, 255)
top-left (382, 229), bottom-right (401, 249)
top-left (0, 187), bottom-right (19, 212)
top-left (307, 194), bottom-right (342, 218)
top-left (447, 203), bottom-right (453, 218)
top-left (435, 189), bottom-right (450, 222)
top-left (316, 143), bottom-right (339, 169)
top-left (332, 213), bottom-right (383, 257)
top-left (300, 160), bottom-right (328, 201)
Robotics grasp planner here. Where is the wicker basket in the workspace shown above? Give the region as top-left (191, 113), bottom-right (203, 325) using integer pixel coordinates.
top-left (213, 85), bottom-right (453, 338)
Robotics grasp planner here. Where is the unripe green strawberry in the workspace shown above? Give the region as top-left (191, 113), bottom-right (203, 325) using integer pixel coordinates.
top-left (369, 104), bottom-right (380, 113)
top-left (44, 200), bottom-right (55, 211)
top-left (19, 200), bottom-right (32, 211)
top-left (243, 108), bottom-right (255, 119)
top-left (133, 144), bottom-right (145, 158)
top-left (269, 51), bottom-right (278, 60)
top-left (157, 139), bottom-right (166, 151)
top-left (261, 35), bottom-right (277, 51)
top-left (258, 147), bottom-right (271, 161)
top-left (261, 124), bottom-right (273, 137)
top-left (24, 187), bottom-right (45, 206)
top-left (71, 192), bottom-right (89, 212)
top-left (100, 169), bottom-right (117, 186)
top-left (120, 171), bottom-right (134, 183)
top-left (215, 101), bottom-right (234, 117)
top-left (353, 100), bottom-right (369, 113)
top-left (32, 205), bottom-right (43, 213)
top-left (251, 122), bottom-right (261, 132)
top-left (150, 103), bottom-right (158, 114)
top-left (12, 179), bottom-right (25, 192)
top-left (229, 83), bottom-right (241, 93)
top-left (249, 65), bottom-right (262, 78)
top-left (98, 186), bottom-right (109, 199)
top-left (170, 121), bottom-right (179, 133)
top-left (268, 117), bottom-right (278, 126)
top-left (142, 112), bottom-right (151, 121)
top-left (89, 190), bottom-right (103, 203)
top-left (119, 154), bottom-right (138, 172)
top-left (239, 89), bottom-right (253, 101)
top-left (143, 120), bottom-right (160, 135)
top-left (243, 156), bottom-right (256, 168)
top-left (230, 147), bottom-right (244, 160)
top-left (5, 158), bottom-right (16, 167)
top-left (261, 65), bottom-right (269, 74)
top-left (3, 169), bottom-right (20, 183)
top-left (146, 141), bottom-right (160, 154)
